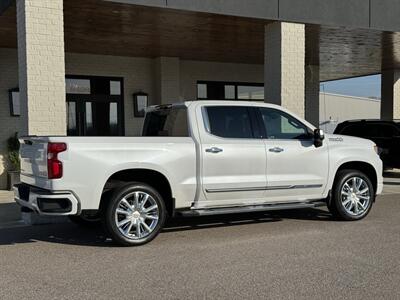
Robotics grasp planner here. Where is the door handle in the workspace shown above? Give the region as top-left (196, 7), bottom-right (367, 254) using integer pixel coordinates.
top-left (206, 147), bottom-right (223, 154)
top-left (269, 147), bottom-right (284, 153)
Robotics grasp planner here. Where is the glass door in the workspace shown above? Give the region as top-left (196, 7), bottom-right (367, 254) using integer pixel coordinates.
top-left (66, 76), bottom-right (124, 136)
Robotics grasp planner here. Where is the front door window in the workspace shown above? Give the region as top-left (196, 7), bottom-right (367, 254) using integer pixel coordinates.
top-left (66, 76), bottom-right (124, 136)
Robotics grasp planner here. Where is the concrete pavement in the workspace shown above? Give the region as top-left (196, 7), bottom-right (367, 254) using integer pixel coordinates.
top-left (0, 193), bottom-right (399, 299)
top-left (0, 191), bottom-right (22, 227)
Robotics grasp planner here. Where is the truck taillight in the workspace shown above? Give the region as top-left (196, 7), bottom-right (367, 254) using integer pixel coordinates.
top-left (47, 143), bottom-right (67, 179)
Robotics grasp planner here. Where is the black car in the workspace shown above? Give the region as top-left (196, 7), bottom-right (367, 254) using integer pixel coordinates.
top-left (334, 120), bottom-right (400, 169)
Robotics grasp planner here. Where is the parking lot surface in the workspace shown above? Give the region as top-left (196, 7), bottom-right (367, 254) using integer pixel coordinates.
top-left (0, 193), bottom-right (399, 299)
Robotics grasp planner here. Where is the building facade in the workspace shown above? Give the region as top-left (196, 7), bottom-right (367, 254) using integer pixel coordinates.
top-left (0, 0), bottom-right (399, 189)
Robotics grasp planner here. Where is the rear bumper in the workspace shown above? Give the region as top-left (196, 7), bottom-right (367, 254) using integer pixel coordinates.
top-left (14, 183), bottom-right (80, 216)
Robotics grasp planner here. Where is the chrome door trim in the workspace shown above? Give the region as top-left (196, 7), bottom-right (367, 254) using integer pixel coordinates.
top-left (205, 184), bottom-right (323, 193)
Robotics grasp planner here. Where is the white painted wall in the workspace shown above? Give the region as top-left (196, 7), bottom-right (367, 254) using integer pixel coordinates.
top-left (320, 93), bottom-right (381, 133)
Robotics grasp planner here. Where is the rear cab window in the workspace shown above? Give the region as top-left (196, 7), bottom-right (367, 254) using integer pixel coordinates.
top-left (142, 106), bottom-right (189, 137)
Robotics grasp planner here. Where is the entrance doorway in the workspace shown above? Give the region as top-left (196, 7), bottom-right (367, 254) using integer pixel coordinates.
top-left (66, 75), bottom-right (124, 136)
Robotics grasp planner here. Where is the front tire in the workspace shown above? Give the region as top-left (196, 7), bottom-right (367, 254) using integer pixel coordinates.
top-left (329, 169), bottom-right (375, 221)
top-left (103, 182), bottom-right (166, 246)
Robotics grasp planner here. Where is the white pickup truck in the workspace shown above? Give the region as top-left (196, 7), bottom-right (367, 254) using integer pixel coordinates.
top-left (15, 101), bottom-right (383, 246)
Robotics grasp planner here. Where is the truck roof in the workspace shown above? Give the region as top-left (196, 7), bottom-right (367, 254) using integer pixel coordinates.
top-left (147, 100), bottom-right (285, 112)
top-left (183, 100), bottom-right (282, 109)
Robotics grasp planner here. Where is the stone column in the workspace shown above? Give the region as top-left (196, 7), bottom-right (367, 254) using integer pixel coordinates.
top-left (17, 0), bottom-right (66, 136)
top-left (264, 22), bottom-right (306, 118)
top-left (381, 70), bottom-right (400, 120)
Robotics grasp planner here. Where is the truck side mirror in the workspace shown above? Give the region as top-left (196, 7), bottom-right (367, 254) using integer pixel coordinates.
top-left (314, 129), bottom-right (325, 148)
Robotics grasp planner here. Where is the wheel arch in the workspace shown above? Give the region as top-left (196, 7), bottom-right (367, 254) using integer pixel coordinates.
top-left (333, 161), bottom-right (378, 193)
top-left (100, 168), bottom-right (174, 217)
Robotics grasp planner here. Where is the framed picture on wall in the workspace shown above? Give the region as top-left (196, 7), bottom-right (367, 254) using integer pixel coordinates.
top-left (133, 92), bottom-right (148, 118)
top-left (8, 88), bottom-right (20, 117)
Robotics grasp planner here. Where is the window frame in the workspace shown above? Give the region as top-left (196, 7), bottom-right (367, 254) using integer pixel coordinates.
top-left (65, 75), bottom-right (125, 136)
top-left (197, 81), bottom-right (264, 101)
top-left (202, 105), bottom-right (261, 140)
top-left (255, 107), bottom-right (314, 141)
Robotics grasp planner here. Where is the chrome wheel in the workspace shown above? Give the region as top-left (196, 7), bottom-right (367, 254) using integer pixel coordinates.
top-left (114, 191), bottom-right (160, 240)
top-left (341, 177), bottom-right (371, 216)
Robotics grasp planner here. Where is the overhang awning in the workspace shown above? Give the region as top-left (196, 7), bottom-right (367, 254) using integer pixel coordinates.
top-left (0, 0), bottom-right (399, 81)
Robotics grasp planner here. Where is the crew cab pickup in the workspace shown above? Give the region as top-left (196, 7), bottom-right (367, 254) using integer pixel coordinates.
top-left (15, 101), bottom-right (383, 246)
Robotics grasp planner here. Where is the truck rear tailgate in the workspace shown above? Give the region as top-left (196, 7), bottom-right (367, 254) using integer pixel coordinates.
top-left (20, 137), bottom-right (48, 179)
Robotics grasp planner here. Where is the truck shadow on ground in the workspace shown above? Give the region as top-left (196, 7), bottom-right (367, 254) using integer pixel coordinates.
top-left (383, 171), bottom-right (400, 186)
top-left (384, 171), bottom-right (400, 178)
top-left (0, 208), bottom-right (333, 247)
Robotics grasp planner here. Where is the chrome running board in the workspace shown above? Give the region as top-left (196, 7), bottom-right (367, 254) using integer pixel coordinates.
top-left (177, 201), bottom-right (326, 217)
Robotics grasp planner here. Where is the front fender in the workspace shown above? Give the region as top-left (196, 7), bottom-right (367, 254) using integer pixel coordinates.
top-left (325, 147), bottom-right (382, 197)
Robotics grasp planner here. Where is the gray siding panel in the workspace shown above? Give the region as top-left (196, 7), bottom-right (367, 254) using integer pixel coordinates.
top-left (279, 0), bottom-right (370, 28)
top-left (371, 0), bottom-right (400, 32)
top-left (167, 0), bottom-right (279, 20)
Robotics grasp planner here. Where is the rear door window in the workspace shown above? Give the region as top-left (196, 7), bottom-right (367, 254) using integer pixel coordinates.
top-left (204, 106), bottom-right (254, 139)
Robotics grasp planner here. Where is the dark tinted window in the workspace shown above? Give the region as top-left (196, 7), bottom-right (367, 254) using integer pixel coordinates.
top-left (365, 124), bottom-right (399, 138)
top-left (339, 124), bottom-right (366, 137)
top-left (259, 108), bottom-right (310, 140)
top-left (143, 107), bottom-right (189, 137)
top-left (205, 106), bottom-right (254, 138)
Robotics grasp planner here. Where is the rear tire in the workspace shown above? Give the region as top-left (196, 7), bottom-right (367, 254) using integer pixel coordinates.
top-left (329, 169), bottom-right (375, 221)
top-left (102, 182), bottom-right (166, 246)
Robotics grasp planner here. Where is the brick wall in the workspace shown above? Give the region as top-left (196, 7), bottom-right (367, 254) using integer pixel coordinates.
top-left (0, 49), bottom-right (22, 189)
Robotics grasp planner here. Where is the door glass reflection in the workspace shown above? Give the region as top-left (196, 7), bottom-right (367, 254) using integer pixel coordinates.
top-left (67, 101), bottom-right (78, 136)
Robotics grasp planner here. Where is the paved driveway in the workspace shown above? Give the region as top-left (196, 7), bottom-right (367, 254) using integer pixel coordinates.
top-left (0, 194), bottom-right (399, 299)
